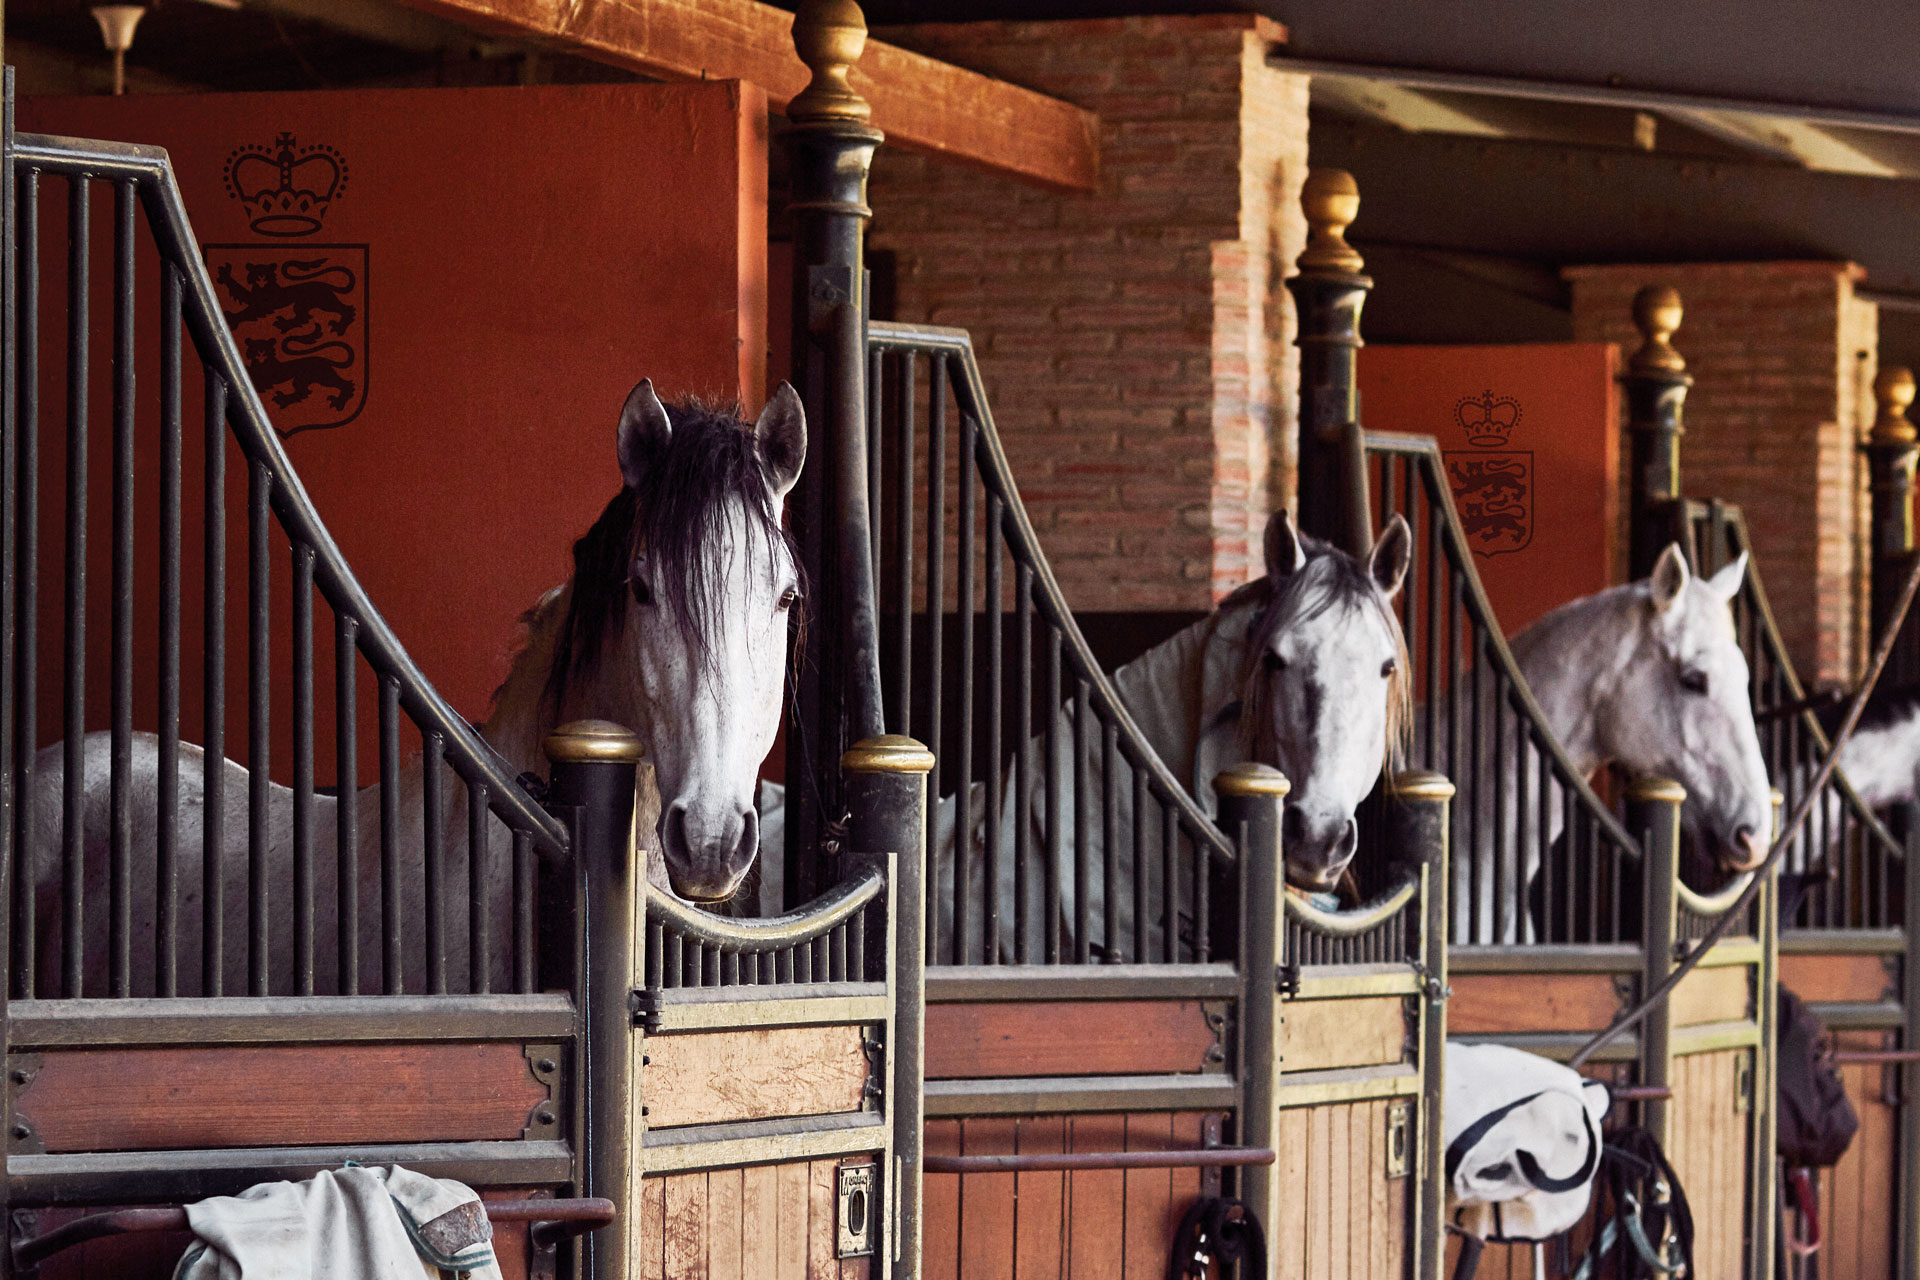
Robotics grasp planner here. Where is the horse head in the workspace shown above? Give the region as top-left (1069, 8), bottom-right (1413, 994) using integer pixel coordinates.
top-left (1604, 544), bottom-right (1772, 873)
top-left (1241, 511), bottom-right (1411, 891)
top-left (549, 379), bottom-right (804, 902)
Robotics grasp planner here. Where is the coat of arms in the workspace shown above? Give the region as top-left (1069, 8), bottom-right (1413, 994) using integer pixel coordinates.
top-left (205, 133), bottom-right (367, 438)
top-left (1444, 391), bottom-right (1532, 557)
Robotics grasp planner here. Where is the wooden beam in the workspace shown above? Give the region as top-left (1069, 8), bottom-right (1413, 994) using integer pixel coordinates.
top-left (387, 0), bottom-right (1100, 190)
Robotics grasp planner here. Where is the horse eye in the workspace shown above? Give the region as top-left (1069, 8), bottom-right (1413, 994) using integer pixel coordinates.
top-left (1264, 652), bottom-right (1286, 674)
top-left (1380, 659), bottom-right (1396, 679)
top-left (1680, 668), bottom-right (1709, 695)
top-left (630, 577), bottom-right (653, 606)
top-left (777, 588), bottom-right (799, 612)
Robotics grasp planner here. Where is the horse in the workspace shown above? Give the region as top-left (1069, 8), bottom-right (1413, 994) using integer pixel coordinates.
top-left (22, 379), bottom-right (805, 997)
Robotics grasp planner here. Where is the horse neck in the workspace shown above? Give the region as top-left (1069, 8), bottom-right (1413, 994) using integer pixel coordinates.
top-left (1508, 586), bottom-right (1643, 778)
top-left (1837, 706), bottom-right (1920, 808)
top-left (482, 582), bottom-right (655, 777)
top-left (1110, 592), bottom-right (1258, 783)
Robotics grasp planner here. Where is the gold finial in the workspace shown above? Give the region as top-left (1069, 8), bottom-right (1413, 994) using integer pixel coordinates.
top-left (1629, 285), bottom-right (1687, 374)
top-left (1873, 366), bottom-right (1917, 445)
top-left (1298, 169), bottom-right (1364, 273)
top-left (1213, 763), bottom-right (1292, 799)
top-left (789, 0), bottom-right (872, 123)
top-left (842, 734), bottom-right (935, 775)
top-left (1625, 775), bottom-right (1687, 805)
top-left (544, 719), bottom-right (645, 764)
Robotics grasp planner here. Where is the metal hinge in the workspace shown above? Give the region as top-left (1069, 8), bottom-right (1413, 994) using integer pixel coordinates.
top-left (1277, 962), bottom-right (1301, 999)
top-left (860, 1028), bottom-right (886, 1107)
top-left (630, 987), bottom-right (664, 1034)
top-left (1734, 1053), bottom-right (1754, 1113)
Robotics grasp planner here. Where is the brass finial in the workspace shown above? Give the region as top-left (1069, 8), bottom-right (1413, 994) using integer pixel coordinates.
top-left (1873, 366), bottom-right (1917, 445)
top-left (789, 0), bottom-right (872, 123)
top-left (1298, 169), bottom-right (1364, 273)
top-left (544, 719), bottom-right (645, 764)
top-left (1629, 285), bottom-right (1687, 374)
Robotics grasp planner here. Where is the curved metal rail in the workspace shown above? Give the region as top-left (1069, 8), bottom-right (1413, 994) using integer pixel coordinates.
top-left (1285, 870), bottom-right (1421, 938)
top-left (643, 857), bottom-right (888, 990)
top-left (1364, 432), bottom-right (1643, 946)
top-left (647, 864), bottom-right (882, 951)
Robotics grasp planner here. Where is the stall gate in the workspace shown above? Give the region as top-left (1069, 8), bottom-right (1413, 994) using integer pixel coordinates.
top-left (0, 110), bottom-right (919, 1280)
top-left (862, 322), bottom-right (1450, 1279)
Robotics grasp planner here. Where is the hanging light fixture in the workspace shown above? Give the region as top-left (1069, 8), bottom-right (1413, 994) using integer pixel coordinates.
top-left (90, 5), bottom-right (147, 96)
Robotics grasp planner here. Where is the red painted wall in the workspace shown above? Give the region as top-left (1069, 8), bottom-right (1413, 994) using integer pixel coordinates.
top-left (19, 82), bottom-right (767, 781)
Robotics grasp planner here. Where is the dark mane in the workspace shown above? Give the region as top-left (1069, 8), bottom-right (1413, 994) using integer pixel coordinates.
top-left (1817, 678), bottom-right (1920, 738)
top-left (542, 397), bottom-right (799, 715)
top-left (1238, 530), bottom-right (1411, 766)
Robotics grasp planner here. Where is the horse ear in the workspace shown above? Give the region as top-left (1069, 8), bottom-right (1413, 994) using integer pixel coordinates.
top-left (617, 379), bottom-right (672, 490)
top-left (1706, 550), bottom-right (1749, 602)
top-left (1649, 542), bottom-right (1691, 613)
top-left (1370, 514), bottom-right (1412, 599)
top-left (1263, 509), bottom-right (1307, 579)
top-left (755, 382), bottom-right (807, 502)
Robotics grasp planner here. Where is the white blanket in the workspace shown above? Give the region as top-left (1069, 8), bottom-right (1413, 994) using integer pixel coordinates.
top-left (1444, 1042), bottom-right (1611, 1242)
top-left (175, 1165), bottom-right (501, 1280)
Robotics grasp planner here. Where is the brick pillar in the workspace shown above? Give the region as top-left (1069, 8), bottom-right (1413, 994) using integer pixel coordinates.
top-left (1566, 262), bottom-right (1878, 685)
top-left (867, 15), bottom-right (1308, 610)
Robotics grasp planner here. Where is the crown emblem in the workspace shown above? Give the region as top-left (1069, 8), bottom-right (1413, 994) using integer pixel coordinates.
top-left (223, 133), bottom-right (347, 237)
top-left (1454, 391), bottom-right (1521, 448)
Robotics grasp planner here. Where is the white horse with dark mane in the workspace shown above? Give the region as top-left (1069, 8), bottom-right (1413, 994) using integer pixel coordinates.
top-left (26, 379), bottom-right (806, 996)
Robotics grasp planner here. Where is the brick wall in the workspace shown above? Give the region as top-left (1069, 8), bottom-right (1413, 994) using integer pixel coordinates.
top-left (867, 15), bottom-right (1308, 610)
top-left (1566, 262), bottom-right (1876, 684)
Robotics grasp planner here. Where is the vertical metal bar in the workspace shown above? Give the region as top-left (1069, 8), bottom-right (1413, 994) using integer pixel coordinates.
top-left (156, 263), bottom-right (181, 997)
top-left (423, 730), bottom-right (445, 995)
top-left (335, 614), bottom-right (358, 995)
top-left (1423, 495), bottom-right (1440, 768)
top-left (107, 179), bottom-right (134, 998)
top-left (291, 542), bottom-right (314, 996)
top-left (1535, 739), bottom-right (1552, 948)
top-left (513, 828), bottom-right (533, 993)
top-left (202, 372), bottom-right (226, 997)
top-left (953, 409), bottom-right (975, 965)
top-left (1102, 719), bottom-right (1118, 961)
top-left (380, 675), bottom-right (401, 994)
top-left (59, 175), bottom-right (88, 1000)
top-left (894, 352), bottom-right (915, 733)
top-left (1161, 801), bottom-right (1178, 963)
top-left (1195, 827), bottom-right (1210, 963)
top-left (984, 493), bottom-right (1002, 963)
top-left (1014, 563), bottom-right (1032, 965)
top-left (1631, 778), bottom-right (1684, 1150)
top-left (868, 345), bottom-right (883, 606)
top-left (1132, 765), bottom-right (1147, 964)
top-left (469, 780), bottom-right (490, 995)
top-left (1073, 678), bottom-right (1090, 964)
top-left (11, 167), bottom-right (38, 1000)
top-left (924, 354), bottom-right (945, 961)
top-left (247, 459), bottom-right (270, 996)
top-left (1044, 626), bottom-right (1062, 965)
top-left (1899, 803), bottom-right (1920, 1280)
top-left (1491, 673), bottom-right (1508, 945)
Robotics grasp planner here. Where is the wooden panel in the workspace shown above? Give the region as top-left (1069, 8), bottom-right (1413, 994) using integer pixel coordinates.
top-left (1448, 972), bottom-right (1620, 1034)
top-left (1780, 952), bottom-right (1894, 1004)
top-left (1068, 1114), bottom-right (1129, 1276)
top-left (741, 1164), bottom-right (779, 1280)
top-left (1282, 996), bottom-right (1406, 1072)
top-left (1014, 1115), bottom-right (1067, 1277)
top-left (1815, 1031), bottom-right (1897, 1280)
top-left (922, 1121), bottom-right (960, 1280)
top-left (17, 1043), bottom-right (546, 1152)
top-left (389, 0), bottom-right (1105, 191)
top-left (958, 1118), bottom-right (1017, 1278)
top-left (1670, 964), bottom-right (1752, 1028)
top-left (924, 1000), bottom-right (1219, 1079)
top-left (663, 1173), bottom-right (708, 1280)
top-left (1668, 1048), bottom-right (1749, 1280)
top-left (645, 1025), bottom-right (868, 1128)
top-left (637, 1177), bottom-right (667, 1280)
top-left (1123, 1112), bottom-right (1173, 1280)
top-left (776, 1160), bottom-right (810, 1280)
top-left (1273, 1107), bottom-right (1309, 1278)
top-left (709, 1167), bottom-right (743, 1280)
top-left (640, 1161), bottom-right (857, 1280)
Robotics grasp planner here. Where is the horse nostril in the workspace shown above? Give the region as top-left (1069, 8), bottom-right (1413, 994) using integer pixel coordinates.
top-left (663, 802), bottom-right (689, 859)
top-left (1732, 825), bottom-right (1766, 869)
top-left (732, 806), bottom-right (759, 868)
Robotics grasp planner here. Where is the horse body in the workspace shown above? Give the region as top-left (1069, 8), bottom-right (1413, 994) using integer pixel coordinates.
top-left (24, 382), bottom-right (805, 997)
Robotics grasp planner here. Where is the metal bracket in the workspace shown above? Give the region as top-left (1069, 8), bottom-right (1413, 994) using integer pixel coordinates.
top-left (1200, 1114), bottom-right (1226, 1198)
top-left (1612, 973), bottom-right (1638, 1011)
top-left (1734, 1052), bottom-right (1755, 1114)
top-left (521, 1045), bottom-right (563, 1142)
top-left (1276, 962), bottom-right (1301, 1000)
top-left (1200, 1002), bottom-right (1231, 1072)
top-left (835, 1162), bottom-right (877, 1259)
top-left (860, 1028), bottom-right (886, 1109)
top-left (521, 1190), bottom-right (559, 1280)
top-left (630, 987), bottom-right (664, 1035)
top-left (1385, 1101), bottom-right (1412, 1179)
top-left (7, 1056), bottom-right (43, 1156)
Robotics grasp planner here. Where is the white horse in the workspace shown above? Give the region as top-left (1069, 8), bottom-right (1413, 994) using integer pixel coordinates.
top-left (24, 379), bottom-right (805, 996)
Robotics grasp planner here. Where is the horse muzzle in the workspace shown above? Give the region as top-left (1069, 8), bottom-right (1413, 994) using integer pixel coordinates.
top-left (661, 800), bottom-right (759, 903)
top-left (1719, 824), bottom-right (1769, 873)
top-left (1282, 811), bottom-right (1358, 891)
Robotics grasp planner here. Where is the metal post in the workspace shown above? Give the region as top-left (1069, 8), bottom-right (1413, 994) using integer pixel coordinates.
top-left (1621, 287), bottom-right (1693, 579)
top-left (1628, 776), bottom-right (1685, 1151)
top-left (544, 720), bottom-right (643, 1280)
top-left (783, 0), bottom-right (887, 905)
top-left (1389, 770), bottom-right (1453, 1280)
top-left (844, 734), bottom-right (934, 1280)
top-left (1752, 853), bottom-right (1778, 1280)
top-left (1866, 367), bottom-right (1920, 684)
top-left (1216, 762), bottom-right (1290, 1275)
top-left (1896, 801), bottom-right (1920, 1280)
top-left (1287, 169), bottom-right (1374, 557)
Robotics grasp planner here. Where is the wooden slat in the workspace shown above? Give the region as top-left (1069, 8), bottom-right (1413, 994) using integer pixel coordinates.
top-left (1282, 996), bottom-right (1407, 1072)
top-left (663, 1173), bottom-right (709, 1280)
top-left (1013, 1115), bottom-right (1066, 1277)
top-left (708, 1166), bottom-right (743, 1280)
top-left (1167, 1112), bottom-right (1207, 1269)
top-left (17, 1043), bottom-right (546, 1152)
top-left (924, 1000), bottom-right (1220, 1078)
top-left (807, 1159), bottom-right (836, 1280)
top-left (645, 1026), bottom-right (869, 1128)
top-left (1123, 1112), bottom-right (1173, 1279)
top-left (958, 1117), bottom-right (1017, 1278)
top-left (1328, 1103), bottom-right (1350, 1277)
top-left (1306, 1105), bottom-right (1332, 1276)
top-left (1448, 972), bottom-right (1621, 1034)
top-left (776, 1160), bottom-right (810, 1280)
top-left (1780, 952), bottom-right (1894, 1004)
top-left (1274, 1107), bottom-right (1308, 1279)
top-left (1068, 1114), bottom-right (1129, 1275)
top-left (1348, 1102), bottom-right (1371, 1279)
top-left (1368, 1100), bottom-right (1391, 1279)
top-left (741, 1164), bottom-right (779, 1280)
top-left (637, 1177), bottom-right (667, 1280)
top-left (386, 0), bottom-right (1100, 191)
top-left (1670, 964), bottom-right (1752, 1028)
top-left (921, 1122), bottom-right (960, 1280)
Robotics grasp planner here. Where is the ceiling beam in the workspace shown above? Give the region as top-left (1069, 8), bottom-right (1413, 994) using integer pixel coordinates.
top-left (385, 0), bottom-right (1100, 190)
top-left (1657, 108), bottom-right (1902, 176)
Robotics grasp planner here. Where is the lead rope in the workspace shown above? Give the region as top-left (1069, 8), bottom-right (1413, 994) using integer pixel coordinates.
top-left (1570, 551), bottom-right (1920, 1070)
top-left (1165, 1197), bottom-right (1265, 1280)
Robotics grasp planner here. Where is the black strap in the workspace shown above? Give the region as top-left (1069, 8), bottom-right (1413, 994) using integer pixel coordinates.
top-left (1166, 1197), bottom-right (1265, 1280)
top-left (1445, 1088), bottom-right (1600, 1199)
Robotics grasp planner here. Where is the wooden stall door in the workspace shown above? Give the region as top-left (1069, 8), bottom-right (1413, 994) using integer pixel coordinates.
top-left (1669, 1048), bottom-right (1755, 1280)
top-left (635, 1159), bottom-right (872, 1280)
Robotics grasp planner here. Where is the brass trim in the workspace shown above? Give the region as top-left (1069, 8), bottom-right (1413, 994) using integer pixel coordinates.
top-left (1873, 366), bottom-right (1917, 446)
top-left (1390, 770), bottom-right (1455, 801)
top-left (544, 719), bottom-right (643, 764)
top-left (1297, 169), bottom-right (1364, 273)
top-left (1625, 775), bottom-right (1686, 804)
top-left (789, 0), bottom-right (873, 124)
top-left (1676, 871), bottom-right (1755, 919)
top-left (842, 734), bottom-right (935, 775)
top-left (1213, 763), bottom-right (1291, 798)
top-left (1629, 285), bottom-right (1687, 374)
top-left (1284, 869), bottom-right (1419, 936)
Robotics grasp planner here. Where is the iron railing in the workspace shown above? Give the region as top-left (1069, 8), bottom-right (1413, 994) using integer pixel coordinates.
top-left (644, 857), bottom-right (887, 989)
top-left (1364, 431), bottom-right (1646, 946)
top-left (1675, 500), bottom-right (1902, 931)
top-left (5, 133), bottom-right (564, 1000)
